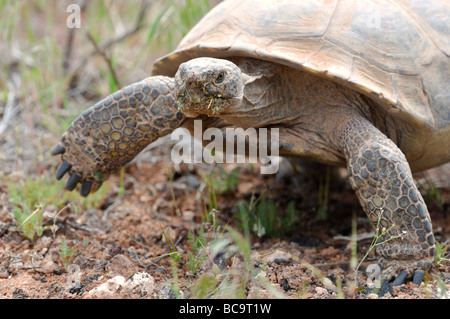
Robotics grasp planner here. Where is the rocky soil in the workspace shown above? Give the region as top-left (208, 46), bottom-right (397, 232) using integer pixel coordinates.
top-left (0, 141), bottom-right (448, 300)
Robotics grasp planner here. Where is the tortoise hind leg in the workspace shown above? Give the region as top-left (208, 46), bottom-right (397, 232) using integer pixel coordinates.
top-left (340, 116), bottom-right (435, 282)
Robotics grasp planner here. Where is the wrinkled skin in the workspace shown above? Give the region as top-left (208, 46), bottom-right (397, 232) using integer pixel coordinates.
top-left (53, 57), bottom-right (435, 285)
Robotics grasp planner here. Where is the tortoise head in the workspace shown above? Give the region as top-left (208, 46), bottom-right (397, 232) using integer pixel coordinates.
top-left (175, 58), bottom-right (244, 117)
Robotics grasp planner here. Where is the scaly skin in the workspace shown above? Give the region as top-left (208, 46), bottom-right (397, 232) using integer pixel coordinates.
top-left (51, 76), bottom-right (185, 196)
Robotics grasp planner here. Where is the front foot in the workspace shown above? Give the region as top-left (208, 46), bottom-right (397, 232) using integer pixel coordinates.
top-left (52, 76), bottom-right (185, 196)
top-left (362, 257), bottom-right (433, 298)
top-left (52, 132), bottom-right (111, 196)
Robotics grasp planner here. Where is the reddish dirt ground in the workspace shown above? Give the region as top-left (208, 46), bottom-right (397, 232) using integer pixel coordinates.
top-left (0, 145), bottom-right (448, 299)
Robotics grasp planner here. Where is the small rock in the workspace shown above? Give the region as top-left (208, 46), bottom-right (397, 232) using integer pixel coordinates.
top-left (105, 254), bottom-right (136, 275)
top-left (178, 174), bottom-right (201, 189)
top-left (0, 266), bottom-right (9, 279)
top-left (280, 278), bottom-right (291, 292)
top-left (261, 250), bottom-right (293, 264)
top-left (88, 276), bottom-right (126, 298)
top-left (367, 293), bottom-right (379, 299)
top-left (81, 209), bottom-right (111, 232)
top-left (69, 281), bottom-right (85, 295)
top-left (274, 258), bottom-right (290, 265)
top-left (157, 285), bottom-right (178, 299)
top-left (12, 288), bottom-right (27, 299)
top-left (213, 251), bottom-right (227, 271)
top-left (290, 236), bottom-right (321, 247)
top-left (182, 210), bottom-right (196, 222)
top-left (376, 280), bottom-right (393, 297)
top-left (315, 287), bottom-right (328, 296)
top-left (107, 244), bottom-right (123, 257)
top-left (124, 272), bottom-right (155, 298)
top-left (161, 227), bottom-right (177, 244)
top-left (322, 277), bottom-right (335, 289)
top-left (37, 254), bottom-right (59, 274)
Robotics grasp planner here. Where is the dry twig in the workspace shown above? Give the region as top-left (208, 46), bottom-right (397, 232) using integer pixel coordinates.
top-left (66, 0), bottom-right (150, 90)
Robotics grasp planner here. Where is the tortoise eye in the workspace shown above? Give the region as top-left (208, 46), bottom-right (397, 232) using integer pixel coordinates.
top-left (216, 72), bottom-right (225, 83)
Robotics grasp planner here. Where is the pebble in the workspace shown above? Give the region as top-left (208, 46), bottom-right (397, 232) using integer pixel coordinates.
top-left (105, 254), bottom-right (136, 275)
top-left (157, 285), bottom-right (178, 299)
top-left (124, 272), bottom-right (155, 297)
top-left (261, 250), bottom-right (293, 264)
top-left (315, 287), bottom-right (327, 296)
top-left (322, 277), bottom-right (334, 289)
top-left (87, 272), bottom-right (156, 298)
top-left (88, 276), bottom-right (126, 297)
top-left (0, 266), bottom-right (9, 279)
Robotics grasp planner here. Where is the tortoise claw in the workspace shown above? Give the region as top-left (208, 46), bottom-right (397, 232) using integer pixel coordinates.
top-left (56, 160), bottom-right (72, 180)
top-left (412, 270), bottom-right (425, 285)
top-left (51, 144), bottom-right (66, 155)
top-left (365, 267), bottom-right (427, 298)
top-left (392, 270), bottom-right (408, 286)
top-left (80, 181), bottom-right (93, 197)
top-left (66, 173), bottom-right (81, 191)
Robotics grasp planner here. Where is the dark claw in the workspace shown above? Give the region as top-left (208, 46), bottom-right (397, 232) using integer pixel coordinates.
top-left (51, 144), bottom-right (66, 155)
top-left (412, 270), bottom-right (425, 285)
top-left (56, 161), bottom-right (72, 180)
top-left (392, 270), bottom-right (408, 286)
top-left (80, 181), bottom-right (93, 197)
top-left (66, 173), bottom-right (81, 191)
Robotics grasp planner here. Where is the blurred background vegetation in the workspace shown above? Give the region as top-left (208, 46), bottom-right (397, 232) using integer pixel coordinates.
top-left (0, 0), bottom-right (216, 205)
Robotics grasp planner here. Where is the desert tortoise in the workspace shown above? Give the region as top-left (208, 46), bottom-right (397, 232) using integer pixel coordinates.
top-left (52, 0), bottom-right (450, 281)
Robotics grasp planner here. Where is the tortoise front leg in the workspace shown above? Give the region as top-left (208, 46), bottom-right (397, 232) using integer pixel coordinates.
top-left (51, 76), bottom-right (185, 196)
top-left (340, 116), bottom-right (435, 283)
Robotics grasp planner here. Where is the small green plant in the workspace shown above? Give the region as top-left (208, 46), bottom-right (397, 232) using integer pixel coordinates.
top-left (202, 165), bottom-right (241, 196)
top-left (71, 181), bottom-right (112, 210)
top-left (169, 171), bottom-right (181, 217)
top-left (199, 165), bottom-right (240, 224)
top-left (11, 204), bottom-right (44, 242)
top-left (235, 193), bottom-right (297, 238)
top-left (317, 166), bottom-right (330, 219)
top-left (118, 167), bottom-right (126, 198)
top-left (190, 271), bottom-right (219, 299)
top-left (7, 175), bottom-right (110, 241)
top-left (190, 227), bottom-right (286, 299)
top-left (186, 209), bottom-right (227, 275)
top-left (186, 227), bottom-right (208, 274)
top-left (160, 223), bottom-right (181, 263)
top-left (354, 209), bottom-right (405, 273)
top-left (434, 242), bottom-right (450, 267)
top-left (8, 176), bottom-right (68, 241)
top-left (352, 209), bottom-right (407, 295)
top-left (169, 257), bottom-right (182, 299)
top-left (59, 237), bottom-right (77, 271)
top-left (416, 175), bottom-right (444, 204)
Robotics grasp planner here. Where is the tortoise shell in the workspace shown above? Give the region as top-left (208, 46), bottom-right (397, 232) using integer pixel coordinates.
top-left (152, 0), bottom-right (449, 171)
